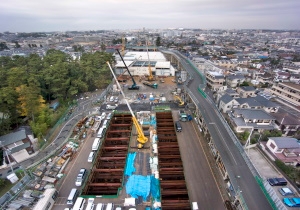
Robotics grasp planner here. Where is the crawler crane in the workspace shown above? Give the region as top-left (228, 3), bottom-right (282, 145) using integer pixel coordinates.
top-left (116, 49), bottom-right (139, 90)
top-left (107, 61), bottom-right (148, 148)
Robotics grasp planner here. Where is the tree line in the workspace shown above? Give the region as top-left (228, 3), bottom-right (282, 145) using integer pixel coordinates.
top-left (0, 49), bottom-right (114, 140)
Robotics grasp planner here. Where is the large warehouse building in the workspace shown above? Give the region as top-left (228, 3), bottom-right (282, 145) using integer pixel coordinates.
top-left (114, 51), bottom-right (176, 76)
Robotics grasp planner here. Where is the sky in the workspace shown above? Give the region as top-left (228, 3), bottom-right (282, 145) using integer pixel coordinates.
top-left (1, 0), bottom-right (300, 32)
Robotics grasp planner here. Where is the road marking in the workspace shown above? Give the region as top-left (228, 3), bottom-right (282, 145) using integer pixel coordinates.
top-left (191, 121), bottom-right (226, 202)
top-left (211, 123), bottom-right (238, 165)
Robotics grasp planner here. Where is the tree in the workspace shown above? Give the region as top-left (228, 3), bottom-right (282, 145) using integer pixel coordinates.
top-left (100, 43), bottom-right (106, 52)
top-left (15, 84), bottom-right (46, 121)
top-left (240, 81), bottom-right (250, 86)
top-left (0, 178), bottom-right (6, 187)
top-left (0, 42), bottom-right (9, 51)
top-left (156, 36), bottom-right (161, 47)
top-left (14, 41), bottom-right (21, 48)
top-left (261, 130), bottom-right (282, 141)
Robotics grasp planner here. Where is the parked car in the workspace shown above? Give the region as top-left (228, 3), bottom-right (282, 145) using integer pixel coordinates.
top-left (267, 177), bottom-right (287, 186)
top-left (283, 197), bottom-right (300, 207)
top-left (75, 168), bottom-right (87, 186)
top-left (279, 187), bottom-right (294, 196)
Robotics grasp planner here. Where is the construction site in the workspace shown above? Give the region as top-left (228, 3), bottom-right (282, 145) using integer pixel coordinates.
top-left (78, 59), bottom-right (192, 209)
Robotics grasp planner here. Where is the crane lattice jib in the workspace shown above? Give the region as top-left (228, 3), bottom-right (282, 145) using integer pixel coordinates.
top-left (106, 62), bottom-right (148, 146)
top-left (146, 38), bottom-right (154, 80)
top-left (116, 49), bottom-right (137, 87)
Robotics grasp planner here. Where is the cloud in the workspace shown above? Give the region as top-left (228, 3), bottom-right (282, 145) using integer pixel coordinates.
top-left (0, 0), bottom-right (299, 32)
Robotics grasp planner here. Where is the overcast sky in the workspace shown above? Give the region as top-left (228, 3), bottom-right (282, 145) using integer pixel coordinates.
top-left (1, 0), bottom-right (300, 32)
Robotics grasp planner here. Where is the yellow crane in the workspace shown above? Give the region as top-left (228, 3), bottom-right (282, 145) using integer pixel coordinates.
top-left (146, 38), bottom-right (155, 81)
top-left (107, 61), bottom-right (148, 148)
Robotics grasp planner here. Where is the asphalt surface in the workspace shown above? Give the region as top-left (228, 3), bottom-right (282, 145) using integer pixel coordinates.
top-left (166, 50), bottom-right (273, 210)
top-left (173, 111), bottom-right (226, 210)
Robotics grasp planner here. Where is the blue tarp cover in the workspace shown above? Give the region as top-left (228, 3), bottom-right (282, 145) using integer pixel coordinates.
top-left (150, 176), bottom-right (160, 200)
top-left (125, 152), bottom-right (136, 176)
top-left (126, 175), bottom-right (151, 201)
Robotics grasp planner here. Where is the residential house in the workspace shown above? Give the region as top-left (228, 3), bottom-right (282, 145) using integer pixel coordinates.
top-left (273, 72), bottom-right (290, 82)
top-left (205, 71), bottom-right (225, 91)
top-left (226, 74), bottom-right (245, 88)
top-left (271, 111), bottom-right (300, 136)
top-left (215, 87), bottom-right (239, 104)
top-left (218, 94), bottom-right (239, 113)
top-left (236, 86), bottom-right (256, 98)
top-left (0, 129), bottom-right (35, 165)
top-left (229, 108), bottom-right (276, 133)
top-left (265, 137), bottom-right (300, 166)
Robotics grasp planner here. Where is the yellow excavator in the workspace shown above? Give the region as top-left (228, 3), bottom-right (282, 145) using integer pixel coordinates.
top-left (174, 95), bottom-right (185, 107)
top-left (107, 62), bottom-right (148, 148)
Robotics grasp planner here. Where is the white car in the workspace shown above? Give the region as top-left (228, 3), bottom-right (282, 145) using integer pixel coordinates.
top-left (75, 168), bottom-right (87, 186)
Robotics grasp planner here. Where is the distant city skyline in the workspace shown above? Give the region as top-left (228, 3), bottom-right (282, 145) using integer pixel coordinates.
top-left (1, 0), bottom-right (300, 33)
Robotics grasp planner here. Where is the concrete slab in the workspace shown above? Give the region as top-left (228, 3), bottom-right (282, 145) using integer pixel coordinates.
top-left (247, 147), bottom-right (281, 178)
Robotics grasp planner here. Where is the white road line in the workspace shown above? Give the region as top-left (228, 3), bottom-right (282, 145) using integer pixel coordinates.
top-left (211, 123), bottom-right (238, 165)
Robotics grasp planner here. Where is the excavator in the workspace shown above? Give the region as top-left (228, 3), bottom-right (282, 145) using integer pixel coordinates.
top-left (107, 61), bottom-right (148, 148)
top-left (116, 49), bottom-right (139, 90)
top-left (174, 95), bottom-right (185, 107)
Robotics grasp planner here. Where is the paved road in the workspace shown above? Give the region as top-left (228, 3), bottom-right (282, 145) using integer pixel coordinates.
top-left (165, 50), bottom-right (273, 210)
top-left (173, 111), bottom-right (226, 210)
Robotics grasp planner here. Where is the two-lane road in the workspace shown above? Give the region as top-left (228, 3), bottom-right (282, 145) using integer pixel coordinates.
top-left (164, 50), bottom-right (272, 210)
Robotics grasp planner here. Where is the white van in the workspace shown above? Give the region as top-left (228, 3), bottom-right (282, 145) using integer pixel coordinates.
top-left (66, 188), bottom-right (78, 205)
top-left (96, 203), bottom-right (104, 210)
top-left (102, 120), bottom-right (108, 129)
top-left (92, 138), bottom-right (100, 151)
top-left (109, 96), bottom-right (114, 102)
top-left (105, 203), bottom-right (114, 210)
top-left (88, 151), bottom-right (95, 163)
top-left (97, 127), bottom-right (105, 138)
top-left (85, 198), bottom-right (94, 210)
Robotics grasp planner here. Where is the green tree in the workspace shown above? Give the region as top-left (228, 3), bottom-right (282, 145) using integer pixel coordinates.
top-left (240, 81), bottom-right (250, 86)
top-left (156, 36), bottom-right (161, 47)
top-left (0, 42), bottom-right (9, 51)
top-left (261, 130), bottom-right (282, 141)
top-left (14, 41), bottom-right (21, 48)
top-left (0, 178), bottom-right (6, 187)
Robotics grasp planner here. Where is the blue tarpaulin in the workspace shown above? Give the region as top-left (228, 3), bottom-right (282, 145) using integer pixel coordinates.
top-left (126, 175), bottom-right (151, 201)
top-left (125, 152), bottom-right (136, 176)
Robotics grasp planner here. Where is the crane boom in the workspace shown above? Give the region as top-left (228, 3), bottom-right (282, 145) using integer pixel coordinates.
top-left (146, 38), bottom-right (154, 81)
top-left (116, 49), bottom-right (139, 90)
top-left (106, 62), bottom-right (148, 148)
